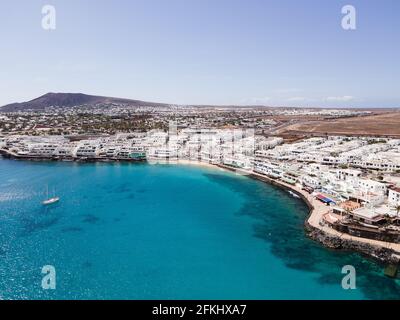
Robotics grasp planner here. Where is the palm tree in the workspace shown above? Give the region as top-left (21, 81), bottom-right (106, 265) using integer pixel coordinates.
top-left (396, 204), bottom-right (400, 218)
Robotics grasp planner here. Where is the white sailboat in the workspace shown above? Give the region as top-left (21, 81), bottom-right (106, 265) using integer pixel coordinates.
top-left (42, 185), bottom-right (60, 205)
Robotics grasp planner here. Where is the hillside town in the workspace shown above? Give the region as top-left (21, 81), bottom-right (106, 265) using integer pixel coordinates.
top-left (0, 105), bottom-right (371, 136)
top-left (1, 127), bottom-right (400, 246)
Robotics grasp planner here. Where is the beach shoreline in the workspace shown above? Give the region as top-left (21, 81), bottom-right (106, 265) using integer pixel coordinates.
top-left (147, 158), bottom-right (221, 171)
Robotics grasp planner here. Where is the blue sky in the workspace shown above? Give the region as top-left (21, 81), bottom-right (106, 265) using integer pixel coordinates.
top-left (0, 0), bottom-right (399, 107)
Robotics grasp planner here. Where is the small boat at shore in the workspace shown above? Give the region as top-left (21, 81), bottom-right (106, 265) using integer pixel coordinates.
top-left (288, 190), bottom-right (300, 199)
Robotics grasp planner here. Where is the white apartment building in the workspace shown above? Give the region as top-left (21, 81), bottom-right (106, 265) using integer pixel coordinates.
top-left (336, 169), bottom-right (362, 181)
top-left (54, 144), bottom-right (75, 158)
top-left (357, 178), bottom-right (387, 195)
top-left (75, 142), bottom-right (100, 158)
top-left (389, 187), bottom-right (400, 206)
top-left (147, 147), bottom-right (178, 159)
top-left (300, 175), bottom-right (321, 188)
top-left (223, 154), bottom-right (253, 170)
top-left (25, 143), bottom-right (59, 157)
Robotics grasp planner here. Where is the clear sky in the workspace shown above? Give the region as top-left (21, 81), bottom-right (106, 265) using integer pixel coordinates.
top-left (0, 0), bottom-right (399, 107)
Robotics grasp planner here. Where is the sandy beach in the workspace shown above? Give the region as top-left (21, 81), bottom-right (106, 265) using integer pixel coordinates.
top-left (147, 158), bottom-right (224, 171)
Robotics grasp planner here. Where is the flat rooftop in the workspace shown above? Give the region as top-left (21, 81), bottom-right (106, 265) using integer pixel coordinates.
top-left (353, 205), bottom-right (398, 220)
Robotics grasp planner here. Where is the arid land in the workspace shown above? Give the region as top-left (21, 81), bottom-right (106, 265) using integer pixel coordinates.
top-left (274, 111), bottom-right (400, 139)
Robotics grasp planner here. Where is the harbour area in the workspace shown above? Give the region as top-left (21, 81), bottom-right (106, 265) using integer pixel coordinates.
top-left (1, 129), bottom-right (400, 263)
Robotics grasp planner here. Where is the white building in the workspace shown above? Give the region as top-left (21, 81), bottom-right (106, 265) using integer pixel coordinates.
top-left (389, 187), bottom-right (400, 206)
top-left (75, 142), bottom-right (100, 158)
top-left (357, 178), bottom-right (387, 195)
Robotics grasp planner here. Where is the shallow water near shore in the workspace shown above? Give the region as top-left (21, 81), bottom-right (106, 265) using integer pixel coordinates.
top-left (0, 158), bottom-right (399, 299)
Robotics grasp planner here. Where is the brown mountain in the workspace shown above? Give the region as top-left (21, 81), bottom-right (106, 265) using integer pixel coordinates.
top-left (0, 92), bottom-right (168, 112)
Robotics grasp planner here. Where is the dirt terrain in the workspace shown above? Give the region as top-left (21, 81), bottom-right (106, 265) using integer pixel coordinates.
top-left (278, 111), bottom-right (400, 137)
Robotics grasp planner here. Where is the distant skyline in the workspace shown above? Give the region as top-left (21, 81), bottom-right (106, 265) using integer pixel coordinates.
top-left (0, 0), bottom-right (399, 108)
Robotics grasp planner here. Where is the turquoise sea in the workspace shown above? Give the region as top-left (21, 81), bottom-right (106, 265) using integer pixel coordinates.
top-left (0, 158), bottom-right (399, 300)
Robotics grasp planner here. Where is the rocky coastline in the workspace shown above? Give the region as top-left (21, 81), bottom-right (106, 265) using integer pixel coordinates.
top-left (217, 163), bottom-right (400, 265)
top-left (305, 222), bottom-right (398, 264)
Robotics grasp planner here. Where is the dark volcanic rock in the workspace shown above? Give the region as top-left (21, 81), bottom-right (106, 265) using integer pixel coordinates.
top-left (305, 223), bottom-right (398, 264)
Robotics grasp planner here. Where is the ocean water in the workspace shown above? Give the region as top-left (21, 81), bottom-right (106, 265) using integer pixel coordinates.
top-left (0, 158), bottom-right (399, 300)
